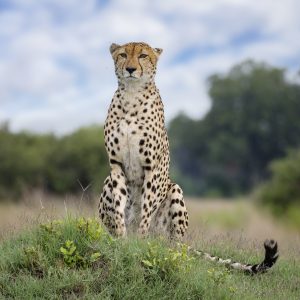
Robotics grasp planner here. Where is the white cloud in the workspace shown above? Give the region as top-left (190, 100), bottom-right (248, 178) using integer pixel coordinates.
top-left (0, 0), bottom-right (299, 134)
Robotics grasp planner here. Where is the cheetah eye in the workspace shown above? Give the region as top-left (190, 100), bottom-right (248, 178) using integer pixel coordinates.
top-left (120, 53), bottom-right (127, 58)
top-left (139, 54), bottom-right (148, 59)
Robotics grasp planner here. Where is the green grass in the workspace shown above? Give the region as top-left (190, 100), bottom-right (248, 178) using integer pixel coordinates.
top-left (0, 217), bottom-right (299, 300)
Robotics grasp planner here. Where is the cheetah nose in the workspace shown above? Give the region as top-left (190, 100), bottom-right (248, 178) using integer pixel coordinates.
top-left (126, 67), bottom-right (136, 74)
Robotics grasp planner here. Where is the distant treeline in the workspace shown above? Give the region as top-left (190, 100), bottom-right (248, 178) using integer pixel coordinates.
top-left (0, 126), bottom-right (109, 200)
top-left (0, 60), bottom-right (300, 201)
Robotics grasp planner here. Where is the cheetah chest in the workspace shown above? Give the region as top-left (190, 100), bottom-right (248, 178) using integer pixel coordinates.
top-left (117, 117), bottom-right (144, 185)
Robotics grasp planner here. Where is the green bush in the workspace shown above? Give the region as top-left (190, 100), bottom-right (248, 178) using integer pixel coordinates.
top-left (258, 149), bottom-right (300, 227)
top-left (141, 241), bottom-right (194, 279)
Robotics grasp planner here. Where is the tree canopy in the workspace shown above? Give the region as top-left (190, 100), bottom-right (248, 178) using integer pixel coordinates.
top-left (168, 60), bottom-right (300, 196)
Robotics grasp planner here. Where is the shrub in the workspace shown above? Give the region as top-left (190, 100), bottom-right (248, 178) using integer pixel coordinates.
top-left (141, 242), bottom-right (194, 279)
top-left (258, 149), bottom-right (300, 227)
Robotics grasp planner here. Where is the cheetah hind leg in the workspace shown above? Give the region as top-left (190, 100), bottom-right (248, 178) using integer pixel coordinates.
top-left (153, 183), bottom-right (189, 240)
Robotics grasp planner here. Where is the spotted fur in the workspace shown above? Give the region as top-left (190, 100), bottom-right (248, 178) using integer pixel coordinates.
top-left (98, 42), bottom-right (279, 274)
top-left (99, 42), bottom-right (188, 239)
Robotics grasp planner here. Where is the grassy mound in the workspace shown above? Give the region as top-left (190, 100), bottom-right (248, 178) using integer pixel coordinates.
top-left (0, 217), bottom-right (298, 299)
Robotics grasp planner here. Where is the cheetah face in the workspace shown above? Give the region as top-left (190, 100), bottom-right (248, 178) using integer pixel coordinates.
top-left (110, 42), bottom-right (162, 83)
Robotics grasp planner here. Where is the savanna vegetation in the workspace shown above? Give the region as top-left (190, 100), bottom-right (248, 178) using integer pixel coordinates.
top-left (0, 216), bottom-right (299, 300)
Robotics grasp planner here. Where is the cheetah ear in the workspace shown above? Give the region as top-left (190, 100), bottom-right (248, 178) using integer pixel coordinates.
top-left (154, 48), bottom-right (163, 57)
top-left (110, 43), bottom-right (120, 55)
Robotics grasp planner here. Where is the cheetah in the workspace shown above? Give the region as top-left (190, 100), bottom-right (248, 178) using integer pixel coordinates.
top-left (99, 42), bottom-right (187, 239)
top-left (98, 42), bottom-right (278, 274)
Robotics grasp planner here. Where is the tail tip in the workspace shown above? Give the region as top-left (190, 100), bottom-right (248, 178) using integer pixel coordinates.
top-left (263, 238), bottom-right (279, 265)
top-left (264, 239), bottom-right (277, 249)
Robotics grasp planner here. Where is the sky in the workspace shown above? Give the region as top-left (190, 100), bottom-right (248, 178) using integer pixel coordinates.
top-left (0, 0), bottom-right (299, 134)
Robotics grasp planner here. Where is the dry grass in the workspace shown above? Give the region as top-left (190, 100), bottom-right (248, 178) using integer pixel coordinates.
top-left (186, 198), bottom-right (300, 258)
top-left (0, 193), bottom-right (299, 258)
top-left (0, 191), bottom-right (96, 241)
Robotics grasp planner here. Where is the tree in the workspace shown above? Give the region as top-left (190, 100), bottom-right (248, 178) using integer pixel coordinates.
top-left (168, 60), bottom-right (300, 196)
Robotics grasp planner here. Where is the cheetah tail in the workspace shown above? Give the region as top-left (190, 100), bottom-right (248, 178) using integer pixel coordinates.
top-left (190, 239), bottom-right (279, 275)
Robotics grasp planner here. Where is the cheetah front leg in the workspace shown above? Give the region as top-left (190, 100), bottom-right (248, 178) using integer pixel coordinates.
top-left (110, 165), bottom-right (128, 237)
top-left (138, 170), bottom-right (158, 236)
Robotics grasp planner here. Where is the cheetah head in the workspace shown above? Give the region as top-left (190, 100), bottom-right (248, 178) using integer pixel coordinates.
top-left (110, 42), bottom-right (162, 84)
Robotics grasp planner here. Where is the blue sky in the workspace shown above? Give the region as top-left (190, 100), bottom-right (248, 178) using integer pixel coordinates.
top-left (0, 0), bottom-right (299, 134)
